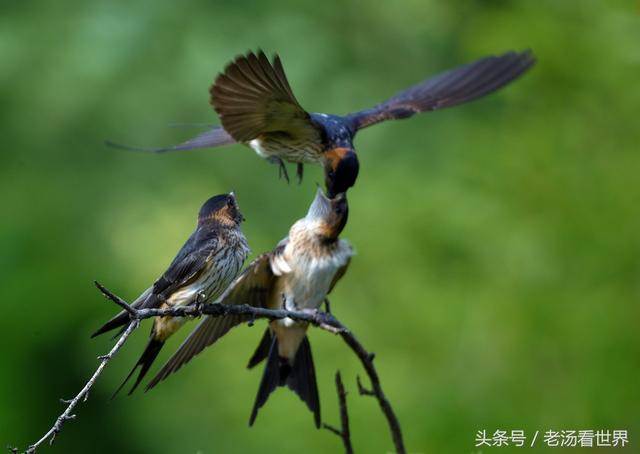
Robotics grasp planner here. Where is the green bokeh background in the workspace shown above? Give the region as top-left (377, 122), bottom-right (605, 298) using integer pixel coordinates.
top-left (2, 1), bottom-right (639, 453)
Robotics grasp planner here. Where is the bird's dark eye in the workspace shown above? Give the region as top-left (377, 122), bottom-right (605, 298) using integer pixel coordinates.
top-left (328, 171), bottom-right (335, 178)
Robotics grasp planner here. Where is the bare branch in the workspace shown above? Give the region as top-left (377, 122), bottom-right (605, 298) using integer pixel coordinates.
top-left (323, 371), bottom-right (354, 454)
top-left (323, 423), bottom-right (342, 437)
top-left (22, 319), bottom-right (139, 454)
top-left (17, 283), bottom-right (406, 454)
top-left (341, 336), bottom-right (406, 454)
top-left (94, 281), bottom-right (137, 316)
top-left (95, 279), bottom-right (345, 333)
top-left (356, 375), bottom-right (375, 396)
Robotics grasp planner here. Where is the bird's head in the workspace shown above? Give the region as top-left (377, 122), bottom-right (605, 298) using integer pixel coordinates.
top-left (305, 187), bottom-right (349, 240)
top-left (198, 192), bottom-right (244, 226)
top-left (324, 147), bottom-right (359, 197)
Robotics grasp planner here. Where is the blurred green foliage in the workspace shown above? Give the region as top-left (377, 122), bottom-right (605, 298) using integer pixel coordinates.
top-left (2, 0), bottom-right (639, 452)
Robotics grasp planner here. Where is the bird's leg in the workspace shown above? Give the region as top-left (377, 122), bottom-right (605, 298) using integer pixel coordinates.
top-left (278, 159), bottom-right (290, 183)
top-left (281, 293), bottom-right (298, 327)
top-left (267, 157), bottom-right (290, 183)
top-left (323, 298), bottom-right (332, 314)
top-left (194, 291), bottom-right (207, 314)
top-left (296, 163), bottom-right (304, 184)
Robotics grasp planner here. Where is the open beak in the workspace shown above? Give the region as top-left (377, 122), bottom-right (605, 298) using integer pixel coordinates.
top-left (306, 186), bottom-right (332, 220)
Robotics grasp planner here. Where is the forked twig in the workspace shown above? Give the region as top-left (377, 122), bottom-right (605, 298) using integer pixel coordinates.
top-left (323, 371), bottom-right (354, 454)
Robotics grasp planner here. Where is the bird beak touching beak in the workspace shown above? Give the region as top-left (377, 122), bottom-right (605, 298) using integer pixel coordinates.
top-left (325, 148), bottom-right (359, 198)
top-left (307, 186), bottom-right (332, 220)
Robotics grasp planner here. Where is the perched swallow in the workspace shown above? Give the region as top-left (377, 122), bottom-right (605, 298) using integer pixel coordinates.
top-left (108, 49), bottom-right (535, 196)
top-left (145, 188), bottom-right (354, 427)
top-left (92, 193), bottom-right (250, 395)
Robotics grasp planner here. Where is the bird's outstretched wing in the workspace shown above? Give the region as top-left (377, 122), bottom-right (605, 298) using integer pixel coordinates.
top-left (145, 246), bottom-right (286, 390)
top-left (210, 50), bottom-right (322, 144)
top-left (104, 126), bottom-right (236, 153)
top-left (347, 50), bottom-right (536, 131)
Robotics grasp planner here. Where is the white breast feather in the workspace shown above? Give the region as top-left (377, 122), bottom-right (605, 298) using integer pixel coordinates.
top-left (279, 239), bottom-right (353, 326)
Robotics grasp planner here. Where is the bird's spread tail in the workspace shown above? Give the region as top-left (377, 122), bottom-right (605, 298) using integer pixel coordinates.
top-left (247, 328), bottom-right (272, 369)
top-left (112, 338), bottom-right (164, 398)
top-left (249, 335), bottom-right (320, 428)
top-left (285, 336), bottom-right (321, 428)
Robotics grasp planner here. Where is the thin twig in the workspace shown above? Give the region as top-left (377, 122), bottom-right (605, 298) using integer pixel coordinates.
top-left (18, 283), bottom-right (406, 454)
top-left (323, 371), bottom-right (354, 454)
top-left (340, 331), bottom-right (406, 454)
top-left (96, 280), bottom-right (345, 333)
top-left (94, 281), bottom-right (137, 316)
top-left (323, 424), bottom-right (342, 436)
top-left (356, 375), bottom-right (375, 396)
top-left (22, 319), bottom-right (139, 454)
top-left (335, 372), bottom-right (353, 454)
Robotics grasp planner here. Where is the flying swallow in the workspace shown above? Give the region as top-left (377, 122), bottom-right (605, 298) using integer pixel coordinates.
top-left (107, 49), bottom-right (535, 196)
top-left (92, 193), bottom-right (250, 396)
top-left (145, 188), bottom-right (354, 427)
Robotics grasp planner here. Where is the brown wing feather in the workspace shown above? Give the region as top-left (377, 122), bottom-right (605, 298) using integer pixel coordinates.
top-left (210, 50), bottom-right (321, 144)
top-left (347, 50), bottom-right (536, 130)
top-left (145, 249), bottom-right (283, 390)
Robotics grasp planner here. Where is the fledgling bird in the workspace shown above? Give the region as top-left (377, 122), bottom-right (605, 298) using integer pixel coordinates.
top-left (145, 188), bottom-right (354, 428)
top-left (91, 193), bottom-right (250, 396)
top-left (107, 49), bottom-right (536, 196)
